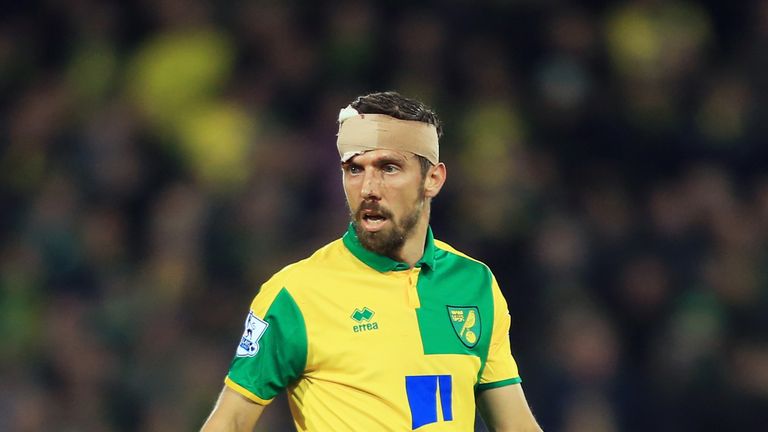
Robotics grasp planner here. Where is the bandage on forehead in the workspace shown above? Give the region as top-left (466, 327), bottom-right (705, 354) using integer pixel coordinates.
top-left (336, 112), bottom-right (439, 165)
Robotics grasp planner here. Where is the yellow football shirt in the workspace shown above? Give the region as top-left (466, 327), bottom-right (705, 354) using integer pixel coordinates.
top-left (225, 224), bottom-right (521, 431)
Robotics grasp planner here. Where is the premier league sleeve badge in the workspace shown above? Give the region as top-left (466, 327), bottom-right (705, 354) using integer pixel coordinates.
top-left (236, 311), bottom-right (269, 357)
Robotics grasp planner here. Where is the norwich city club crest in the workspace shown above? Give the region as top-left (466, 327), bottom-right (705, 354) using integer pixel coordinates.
top-left (447, 306), bottom-right (481, 348)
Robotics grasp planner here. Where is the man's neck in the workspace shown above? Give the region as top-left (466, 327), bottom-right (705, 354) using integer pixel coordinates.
top-left (396, 214), bottom-right (431, 268)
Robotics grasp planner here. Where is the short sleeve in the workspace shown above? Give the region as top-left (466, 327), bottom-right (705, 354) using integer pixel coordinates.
top-left (225, 280), bottom-right (307, 405)
top-left (477, 276), bottom-right (521, 391)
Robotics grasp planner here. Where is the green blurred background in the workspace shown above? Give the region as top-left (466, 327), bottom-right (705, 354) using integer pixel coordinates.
top-left (1, 0), bottom-right (767, 431)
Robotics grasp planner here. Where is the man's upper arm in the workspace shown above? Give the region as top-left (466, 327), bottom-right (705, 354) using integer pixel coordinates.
top-left (477, 275), bottom-right (541, 431)
top-left (200, 385), bottom-right (266, 431)
top-left (478, 276), bottom-right (520, 388)
top-left (206, 272), bottom-right (307, 431)
top-left (226, 281), bottom-right (308, 404)
top-left (477, 384), bottom-right (542, 432)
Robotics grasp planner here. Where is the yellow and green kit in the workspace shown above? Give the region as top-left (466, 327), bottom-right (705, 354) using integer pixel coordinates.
top-left (225, 224), bottom-right (521, 431)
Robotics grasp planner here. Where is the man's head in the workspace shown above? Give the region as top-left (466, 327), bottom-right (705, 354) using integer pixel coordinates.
top-left (337, 91), bottom-right (447, 260)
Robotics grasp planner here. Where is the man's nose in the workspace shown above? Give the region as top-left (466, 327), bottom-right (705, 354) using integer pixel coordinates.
top-left (361, 168), bottom-right (382, 199)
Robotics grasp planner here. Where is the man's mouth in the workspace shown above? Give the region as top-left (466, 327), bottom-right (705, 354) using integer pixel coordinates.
top-left (363, 213), bottom-right (386, 223)
top-left (359, 207), bottom-right (390, 232)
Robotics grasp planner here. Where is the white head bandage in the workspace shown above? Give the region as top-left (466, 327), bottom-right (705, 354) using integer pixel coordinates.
top-left (336, 105), bottom-right (439, 164)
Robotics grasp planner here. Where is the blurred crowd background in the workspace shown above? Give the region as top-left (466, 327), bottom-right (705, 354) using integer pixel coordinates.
top-left (1, 0), bottom-right (768, 431)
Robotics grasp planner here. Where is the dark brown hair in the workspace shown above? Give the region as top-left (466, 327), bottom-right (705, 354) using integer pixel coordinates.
top-left (349, 91), bottom-right (443, 137)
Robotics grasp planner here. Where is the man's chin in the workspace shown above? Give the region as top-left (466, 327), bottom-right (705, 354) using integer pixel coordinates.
top-left (354, 222), bottom-right (403, 257)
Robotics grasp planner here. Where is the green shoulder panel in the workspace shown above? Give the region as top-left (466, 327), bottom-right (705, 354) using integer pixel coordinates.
top-left (415, 247), bottom-right (495, 371)
top-left (227, 287), bottom-right (307, 400)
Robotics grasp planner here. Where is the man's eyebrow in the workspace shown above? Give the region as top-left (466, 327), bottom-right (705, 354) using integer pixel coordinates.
top-left (372, 155), bottom-right (409, 166)
top-left (341, 154), bottom-right (413, 168)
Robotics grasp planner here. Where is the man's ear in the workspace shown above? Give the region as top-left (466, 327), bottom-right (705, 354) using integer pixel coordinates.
top-left (424, 163), bottom-right (447, 198)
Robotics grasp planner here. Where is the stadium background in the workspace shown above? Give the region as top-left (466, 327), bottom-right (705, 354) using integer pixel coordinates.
top-left (1, 0), bottom-right (767, 430)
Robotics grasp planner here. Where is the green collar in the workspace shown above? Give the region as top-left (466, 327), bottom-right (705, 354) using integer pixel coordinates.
top-left (342, 223), bottom-right (436, 273)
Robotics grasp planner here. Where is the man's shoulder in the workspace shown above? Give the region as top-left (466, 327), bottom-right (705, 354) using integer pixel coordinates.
top-left (262, 237), bottom-right (350, 288)
top-left (433, 238), bottom-right (506, 303)
top-left (433, 238), bottom-right (490, 270)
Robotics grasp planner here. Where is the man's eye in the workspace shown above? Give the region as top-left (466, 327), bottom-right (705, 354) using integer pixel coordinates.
top-left (347, 165), bottom-right (362, 174)
top-left (382, 164), bottom-right (399, 173)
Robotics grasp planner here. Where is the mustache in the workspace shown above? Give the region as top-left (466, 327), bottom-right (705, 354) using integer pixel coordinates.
top-left (355, 201), bottom-right (394, 220)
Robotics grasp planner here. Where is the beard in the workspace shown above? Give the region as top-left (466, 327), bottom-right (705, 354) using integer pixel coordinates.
top-left (350, 188), bottom-right (426, 260)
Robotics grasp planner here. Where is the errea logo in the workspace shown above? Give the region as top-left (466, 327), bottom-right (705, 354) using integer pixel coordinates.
top-left (351, 307), bottom-right (374, 322)
top-left (351, 307), bottom-right (379, 333)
